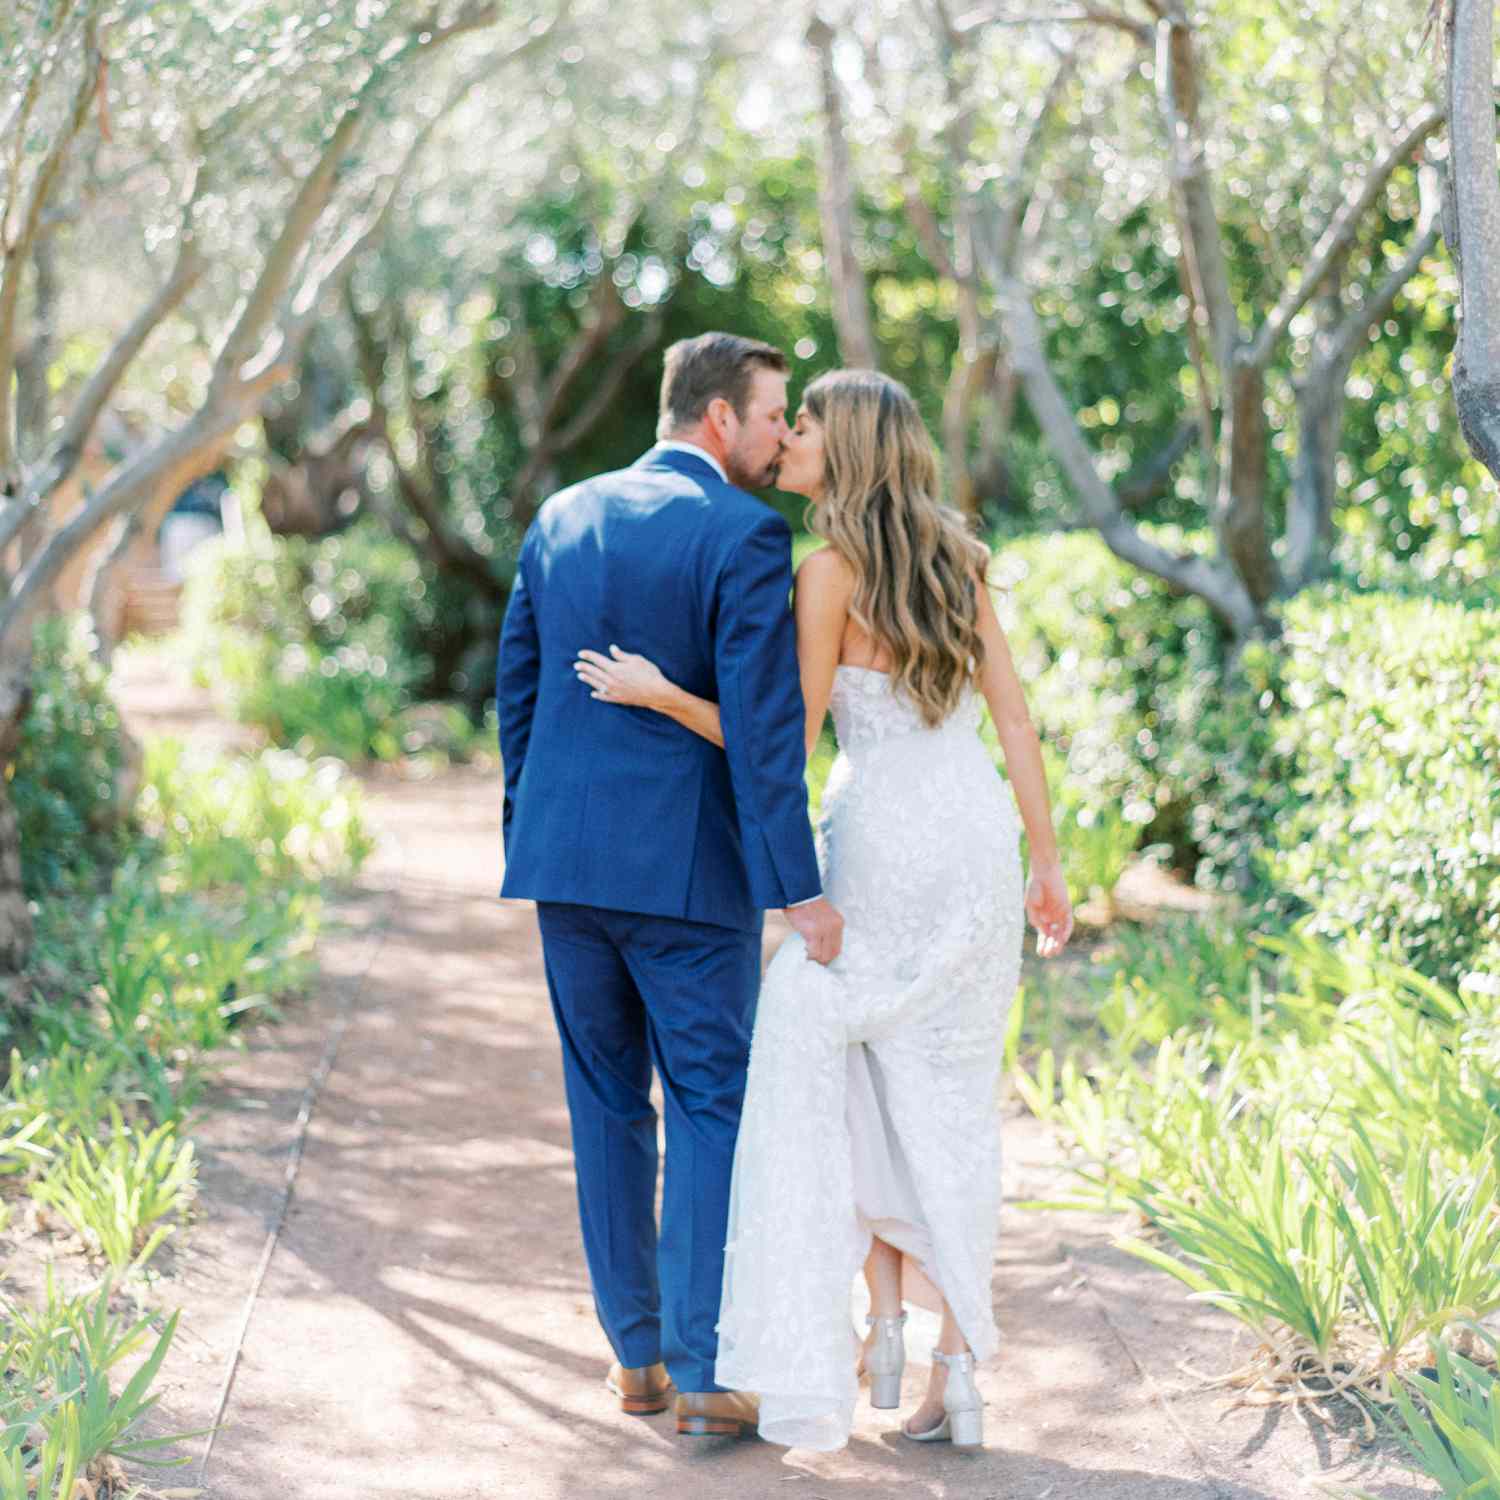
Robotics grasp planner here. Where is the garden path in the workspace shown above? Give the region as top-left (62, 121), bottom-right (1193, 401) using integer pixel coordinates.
top-left (113, 649), bottom-right (1436, 1500)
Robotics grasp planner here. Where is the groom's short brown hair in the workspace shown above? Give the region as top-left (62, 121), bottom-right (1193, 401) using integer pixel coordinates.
top-left (657, 332), bottom-right (789, 437)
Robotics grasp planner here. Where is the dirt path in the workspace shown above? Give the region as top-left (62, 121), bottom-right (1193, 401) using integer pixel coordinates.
top-left (114, 654), bottom-right (1435, 1500)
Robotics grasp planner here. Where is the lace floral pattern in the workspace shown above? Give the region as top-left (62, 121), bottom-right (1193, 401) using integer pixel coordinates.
top-left (715, 666), bottom-right (1024, 1450)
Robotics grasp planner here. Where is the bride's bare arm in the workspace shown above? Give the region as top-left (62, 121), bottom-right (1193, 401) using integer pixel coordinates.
top-left (792, 548), bottom-right (852, 760)
top-left (573, 548), bottom-right (851, 759)
top-left (973, 577), bottom-right (1074, 955)
top-left (574, 646), bottom-right (725, 747)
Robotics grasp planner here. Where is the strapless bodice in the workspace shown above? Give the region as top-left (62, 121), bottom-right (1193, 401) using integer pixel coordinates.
top-left (828, 665), bottom-right (982, 753)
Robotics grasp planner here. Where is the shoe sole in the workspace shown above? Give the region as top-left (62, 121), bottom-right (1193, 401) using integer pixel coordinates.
top-left (606, 1380), bottom-right (672, 1416)
top-left (676, 1415), bottom-right (755, 1438)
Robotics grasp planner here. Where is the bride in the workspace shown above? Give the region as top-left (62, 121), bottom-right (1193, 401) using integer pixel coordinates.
top-left (573, 368), bottom-right (1073, 1452)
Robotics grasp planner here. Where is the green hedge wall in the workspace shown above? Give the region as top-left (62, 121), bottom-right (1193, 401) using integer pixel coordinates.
top-left (998, 533), bottom-right (1500, 988)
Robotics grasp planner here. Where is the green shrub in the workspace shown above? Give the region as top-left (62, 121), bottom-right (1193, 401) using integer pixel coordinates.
top-left (15, 736), bottom-right (347, 1138)
top-left (995, 531), bottom-right (1500, 987)
top-left (138, 738), bottom-right (373, 887)
top-left (89, 878), bottom-right (315, 1087)
top-left (1093, 914), bottom-right (1291, 1054)
top-left (5, 1046), bottom-right (123, 1157)
top-left (181, 520), bottom-right (475, 761)
top-left (993, 530), bottom-right (1220, 842)
top-left (1042, 746), bottom-right (1140, 909)
top-left (1197, 588), bottom-right (1500, 989)
top-left (7, 616), bottom-right (133, 896)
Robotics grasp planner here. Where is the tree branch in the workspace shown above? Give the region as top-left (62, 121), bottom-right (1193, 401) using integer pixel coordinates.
top-left (9, 179), bottom-right (206, 532)
top-left (1327, 217), bottom-right (1442, 371)
top-left (0, 11), bottom-right (100, 483)
top-left (0, 361), bottom-right (286, 653)
top-left (0, 0), bottom-right (83, 231)
top-left (210, 0), bottom-right (531, 399)
top-left (902, 174), bottom-right (957, 281)
top-left (537, 275), bottom-right (627, 431)
top-left (950, 4), bottom-right (1151, 44)
top-left (348, 293), bottom-right (505, 600)
top-left (1, 1), bottom-right (553, 653)
top-left (208, 106), bottom-right (367, 398)
top-left (1248, 104), bottom-right (1444, 367)
top-left (808, 14), bottom-right (879, 367)
top-left (999, 276), bottom-right (1261, 634)
top-left (1153, 14), bottom-right (1239, 381)
top-left (546, 310), bottom-right (662, 454)
top-left (1117, 418), bottom-right (1197, 509)
top-left (991, 44), bottom-right (1081, 274)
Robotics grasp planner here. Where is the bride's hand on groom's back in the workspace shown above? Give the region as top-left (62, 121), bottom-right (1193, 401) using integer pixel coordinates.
top-left (574, 645), bottom-right (671, 709)
top-left (1025, 865), bottom-right (1073, 958)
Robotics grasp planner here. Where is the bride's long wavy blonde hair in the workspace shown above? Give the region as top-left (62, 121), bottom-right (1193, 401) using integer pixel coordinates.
top-left (803, 370), bottom-right (990, 728)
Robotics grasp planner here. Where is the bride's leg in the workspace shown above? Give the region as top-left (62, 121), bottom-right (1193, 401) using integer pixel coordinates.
top-left (863, 1237), bottom-right (902, 1318)
top-left (904, 1301), bottom-right (968, 1436)
top-left (857, 1236), bottom-right (904, 1380)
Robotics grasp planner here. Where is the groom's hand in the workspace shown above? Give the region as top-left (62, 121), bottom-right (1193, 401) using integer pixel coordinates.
top-left (785, 897), bottom-right (844, 966)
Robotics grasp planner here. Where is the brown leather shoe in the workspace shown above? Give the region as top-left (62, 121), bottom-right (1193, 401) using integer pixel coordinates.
top-left (605, 1361), bottom-right (673, 1416)
top-left (676, 1389), bottom-right (759, 1439)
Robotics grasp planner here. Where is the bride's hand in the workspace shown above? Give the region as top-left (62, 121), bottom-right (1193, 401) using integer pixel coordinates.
top-left (574, 645), bottom-right (673, 711)
top-left (1025, 864), bottom-right (1073, 958)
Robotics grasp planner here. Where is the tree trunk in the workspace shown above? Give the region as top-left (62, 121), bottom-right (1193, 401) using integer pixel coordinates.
top-left (1284, 276), bottom-right (1351, 592)
top-left (807, 16), bottom-right (879, 369)
top-left (15, 235), bottom-right (58, 477)
top-left (1156, 16), bottom-right (1240, 381)
top-left (87, 478), bottom-right (175, 658)
top-left (1216, 358), bottom-right (1279, 604)
top-left (941, 349), bottom-right (987, 516)
top-left (973, 356), bottom-right (1021, 512)
top-left (1286, 370), bottom-right (1343, 592)
top-left (0, 656), bottom-right (34, 994)
top-left (1446, 0), bottom-right (1500, 477)
top-left (944, 347), bottom-right (1021, 518)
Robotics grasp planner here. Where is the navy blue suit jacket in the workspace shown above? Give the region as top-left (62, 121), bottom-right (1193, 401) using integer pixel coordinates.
top-left (496, 446), bottom-right (822, 932)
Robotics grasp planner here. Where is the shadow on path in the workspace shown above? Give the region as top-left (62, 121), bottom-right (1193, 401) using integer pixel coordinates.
top-left (122, 764), bottom-right (1434, 1500)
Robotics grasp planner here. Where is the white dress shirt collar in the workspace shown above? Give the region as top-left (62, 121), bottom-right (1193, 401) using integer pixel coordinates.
top-left (653, 440), bottom-right (727, 484)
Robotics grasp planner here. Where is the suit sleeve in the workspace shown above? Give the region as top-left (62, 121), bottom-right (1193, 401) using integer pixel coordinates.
top-left (713, 514), bottom-right (822, 908)
top-left (496, 532), bottom-right (541, 852)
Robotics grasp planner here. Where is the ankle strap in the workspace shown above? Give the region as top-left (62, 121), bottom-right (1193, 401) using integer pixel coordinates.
top-left (866, 1311), bottom-right (908, 1328)
top-left (931, 1348), bottom-right (974, 1369)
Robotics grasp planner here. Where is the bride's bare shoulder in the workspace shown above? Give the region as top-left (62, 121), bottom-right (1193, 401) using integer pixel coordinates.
top-left (794, 545), bottom-right (856, 598)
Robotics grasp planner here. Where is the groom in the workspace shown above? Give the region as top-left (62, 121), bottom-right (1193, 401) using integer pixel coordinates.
top-left (496, 332), bottom-right (844, 1438)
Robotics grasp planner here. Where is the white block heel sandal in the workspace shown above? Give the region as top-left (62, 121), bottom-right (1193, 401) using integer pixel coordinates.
top-left (863, 1312), bottom-right (907, 1409)
top-left (902, 1348), bottom-right (983, 1450)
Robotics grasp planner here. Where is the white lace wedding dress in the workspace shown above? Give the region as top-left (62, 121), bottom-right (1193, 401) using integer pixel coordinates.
top-left (715, 664), bottom-right (1025, 1450)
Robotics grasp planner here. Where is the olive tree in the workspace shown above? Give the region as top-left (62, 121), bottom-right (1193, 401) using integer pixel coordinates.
top-left (840, 0), bottom-right (1444, 639)
top-left (0, 0), bottom-right (566, 977)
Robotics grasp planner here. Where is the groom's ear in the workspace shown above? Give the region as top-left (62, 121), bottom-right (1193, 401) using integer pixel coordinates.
top-left (704, 394), bottom-right (739, 444)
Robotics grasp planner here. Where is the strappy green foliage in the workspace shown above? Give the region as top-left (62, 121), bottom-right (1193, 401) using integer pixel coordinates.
top-left (0, 1276), bottom-right (201, 1497)
top-left (1015, 924), bottom-right (1500, 1424)
top-left (32, 1108), bottom-right (197, 1275)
